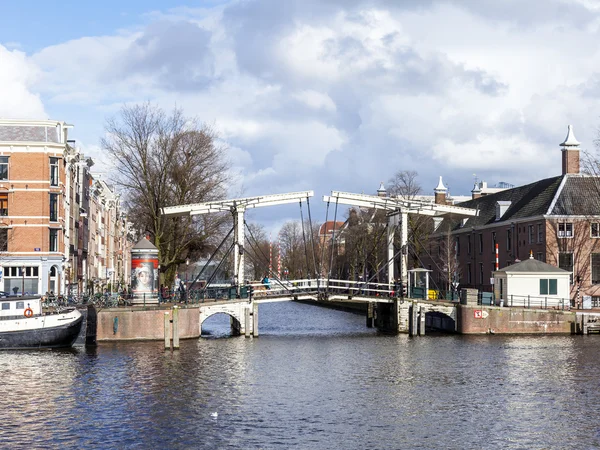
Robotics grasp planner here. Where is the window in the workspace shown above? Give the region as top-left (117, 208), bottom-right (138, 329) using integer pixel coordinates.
top-left (0, 228), bottom-right (7, 252)
top-left (506, 229), bottom-right (512, 251)
top-left (536, 252), bottom-right (544, 262)
top-left (16, 301), bottom-right (24, 309)
top-left (467, 235), bottom-right (472, 255)
top-left (478, 234), bottom-right (483, 254)
top-left (49, 228), bottom-right (58, 252)
top-left (538, 224), bottom-right (544, 243)
top-left (50, 157), bottom-right (59, 186)
top-left (49, 193), bottom-right (58, 222)
top-left (592, 223), bottom-right (600, 238)
top-left (592, 254), bottom-right (600, 284)
top-left (3, 266), bottom-right (40, 295)
top-left (492, 232), bottom-right (497, 253)
top-left (455, 237), bottom-right (460, 256)
top-left (0, 157), bottom-right (8, 180)
top-left (467, 263), bottom-right (472, 285)
top-left (540, 279), bottom-right (558, 295)
top-left (1, 302), bottom-right (8, 310)
top-left (479, 262), bottom-right (484, 285)
top-left (559, 252), bottom-right (574, 284)
top-left (0, 193), bottom-right (7, 217)
top-left (528, 225), bottom-right (534, 244)
top-left (558, 222), bottom-right (573, 238)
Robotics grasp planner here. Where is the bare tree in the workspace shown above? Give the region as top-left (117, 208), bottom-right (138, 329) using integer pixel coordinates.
top-left (387, 170), bottom-right (422, 199)
top-left (387, 170), bottom-right (431, 271)
top-left (438, 228), bottom-right (460, 293)
top-left (102, 103), bottom-right (230, 286)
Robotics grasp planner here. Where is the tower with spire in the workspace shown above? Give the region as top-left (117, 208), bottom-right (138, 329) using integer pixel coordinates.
top-left (561, 124), bottom-right (580, 175)
top-left (434, 176), bottom-right (447, 205)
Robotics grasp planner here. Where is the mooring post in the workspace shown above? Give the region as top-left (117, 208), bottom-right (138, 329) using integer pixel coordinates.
top-left (244, 307), bottom-right (251, 337)
top-left (410, 301), bottom-right (418, 336)
top-left (164, 312), bottom-right (170, 350)
top-left (172, 306), bottom-right (180, 349)
top-left (252, 302), bottom-right (259, 337)
top-left (419, 305), bottom-right (425, 336)
top-left (366, 302), bottom-right (374, 328)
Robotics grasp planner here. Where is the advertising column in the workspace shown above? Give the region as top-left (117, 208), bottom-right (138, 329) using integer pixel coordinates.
top-left (130, 237), bottom-right (159, 304)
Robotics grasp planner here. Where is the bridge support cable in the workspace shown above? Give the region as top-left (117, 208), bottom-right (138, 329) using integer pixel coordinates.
top-left (323, 191), bottom-right (478, 293)
top-left (318, 200), bottom-right (331, 292)
top-left (299, 200), bottom-right (311, 282)
top-left (326, 197), bottom-right (340, 295)
top-left (354, 239), bottom-right (406, 297)
top-left (197, 242), bottom-right (235, 298)
top-left (162, 191), bottom-right (314, 297)
top-left (243, 249), bottom-right (296, 294)
top-left (187, 226), bottom-right (234, 291)
top-left (343, 208), bottom-right (393, 291)
top-left (243, 221), bottom-right (271, 278)
top-left (306, 197), bottom-right (320, 281)
top-left (243, 222), bottom-right (294, 293)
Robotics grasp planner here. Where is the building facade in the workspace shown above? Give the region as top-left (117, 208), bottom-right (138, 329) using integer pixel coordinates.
top-left (426, 125), bottom-right (600, 306)
top-left (0, 119), bottom-right (131, 296)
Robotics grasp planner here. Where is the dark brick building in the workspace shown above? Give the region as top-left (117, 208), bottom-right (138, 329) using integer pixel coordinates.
top-left (425, 125), bottom-right (600, 306)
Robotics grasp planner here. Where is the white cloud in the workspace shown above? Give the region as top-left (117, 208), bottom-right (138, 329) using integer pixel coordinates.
top-left (4, 0), bottom-right (600, 226)
top-left (0, 45), bottom-right (46, 118)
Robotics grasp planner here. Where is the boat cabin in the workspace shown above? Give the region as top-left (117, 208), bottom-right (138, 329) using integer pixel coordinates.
top-left (0, 296), bottom-right (42, 319)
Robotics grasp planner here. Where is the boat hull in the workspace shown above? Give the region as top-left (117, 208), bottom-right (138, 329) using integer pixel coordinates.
top-left (0, 311), bottom-right (83, 350)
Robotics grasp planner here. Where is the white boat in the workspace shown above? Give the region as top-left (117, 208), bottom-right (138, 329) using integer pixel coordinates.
top-left (0, 296), bottom-right (83, 350)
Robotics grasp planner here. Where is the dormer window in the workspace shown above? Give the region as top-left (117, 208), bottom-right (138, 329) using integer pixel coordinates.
top-left (495, 201), bottom-right (511, 221)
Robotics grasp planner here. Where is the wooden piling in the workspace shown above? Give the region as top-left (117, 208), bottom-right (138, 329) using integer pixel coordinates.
top-left (366, 302), bottom-right (374, 328)
top-left (419, 306), bottom-right (425, 336)
top-left (172, 306), bottom-right (179, 349)
top-left (244, 307), bottom-right (251, 337)
top-left (252, 302), bottom-right (259, 337)
top-left (410, 302), bottom-right (418, 336)
top-left (164, 312), bottom-right (170, 350)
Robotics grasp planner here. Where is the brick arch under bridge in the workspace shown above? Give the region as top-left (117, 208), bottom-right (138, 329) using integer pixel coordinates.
top-left (199, 302), bottom-right (256, 336)
top-left (397, 300), bottom-right (458, 334)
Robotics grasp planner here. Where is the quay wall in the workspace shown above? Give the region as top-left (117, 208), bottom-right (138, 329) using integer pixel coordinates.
top-left (458, 305), bottom-right (575, 335)
top-left (97, 306), bottom-right (200, 341)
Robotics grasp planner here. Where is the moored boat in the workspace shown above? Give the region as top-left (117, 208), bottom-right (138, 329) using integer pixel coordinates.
top-left (0, 296), bottom-right (83, 350)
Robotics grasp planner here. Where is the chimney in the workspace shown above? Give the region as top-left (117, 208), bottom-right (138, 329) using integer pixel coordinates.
top-left (471, 182), bottom-right (482, 200)
top-left (560, 125), bottom-right (580, 175)
top-left (434, 176), bottom-right (447, 205)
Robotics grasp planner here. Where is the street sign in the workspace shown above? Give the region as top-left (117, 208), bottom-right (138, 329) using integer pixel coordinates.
top-left (474, 310), bottom-right (489, 319)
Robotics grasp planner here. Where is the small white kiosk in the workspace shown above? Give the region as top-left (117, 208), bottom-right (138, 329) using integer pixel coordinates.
top-left (493, 254), bottom-right (571, 308)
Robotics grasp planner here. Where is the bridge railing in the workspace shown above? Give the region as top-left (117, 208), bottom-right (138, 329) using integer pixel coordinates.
top-left (325, 278), bottom-right (395, 297)
top-left (497, 294), bottom-right (570, 310)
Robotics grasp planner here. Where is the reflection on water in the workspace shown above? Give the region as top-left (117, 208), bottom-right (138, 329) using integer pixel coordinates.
top-left (1, 302), bottom-right (600, 449)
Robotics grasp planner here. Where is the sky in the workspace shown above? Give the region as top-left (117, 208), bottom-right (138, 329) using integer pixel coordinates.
top-left (2, 0), bottom-right (600, 232)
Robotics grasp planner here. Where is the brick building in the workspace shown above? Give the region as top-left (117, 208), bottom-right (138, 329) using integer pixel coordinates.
top-left (0, 119), bottom-right (131, 296)
top-left (426, 125), bottom-right (600, 306)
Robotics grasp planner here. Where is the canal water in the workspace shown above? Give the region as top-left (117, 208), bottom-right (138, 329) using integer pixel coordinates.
top-left (2, 301), bottom-right (600, 449)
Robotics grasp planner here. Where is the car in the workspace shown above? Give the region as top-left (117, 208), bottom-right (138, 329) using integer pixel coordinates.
top-left (0, 291), bottom-right (11, 298)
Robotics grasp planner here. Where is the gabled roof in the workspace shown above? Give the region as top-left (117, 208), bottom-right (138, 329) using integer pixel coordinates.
top-left (319, 221), bottom-right (345, 236)
top-left (437, 173), bottom-right (600, 234)
top-left (133, 237), bottom-right (158, 250)
top-left (549, 175), bottom-right (600, 215)
top-left (441, 175), bottom-right (562, 231)
top-left (495, 257), bottom-right (568, 274)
